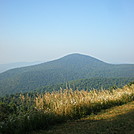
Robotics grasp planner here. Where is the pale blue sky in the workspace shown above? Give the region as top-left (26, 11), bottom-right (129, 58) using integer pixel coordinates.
top-left (0, 0), bottom-right (134, 64)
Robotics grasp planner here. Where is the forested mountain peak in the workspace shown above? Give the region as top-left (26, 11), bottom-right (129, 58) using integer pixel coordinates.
top-left (54, 53), bottom-right (106, 65)
top-left (0, 53), bottom-right (134, 96)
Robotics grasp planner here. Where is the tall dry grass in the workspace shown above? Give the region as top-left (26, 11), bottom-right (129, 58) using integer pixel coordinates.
top-left (1, 84), bottom-right (134, 134)
top-left (35, 84), bottom-right (134, 118)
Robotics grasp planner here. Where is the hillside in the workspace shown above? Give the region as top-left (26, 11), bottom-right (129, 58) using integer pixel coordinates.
top-left (1, 84), bottom-right (134, 134)
top-left (35, 101), bottom-right (134, 134)
top-left (0, 53), bottom-right (134, 96)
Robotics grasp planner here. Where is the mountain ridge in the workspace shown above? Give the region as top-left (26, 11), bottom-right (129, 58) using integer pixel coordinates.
top-left (0, 53), bottom-right (134, 96)
top-left (0, 61), bottom-right (42, 74)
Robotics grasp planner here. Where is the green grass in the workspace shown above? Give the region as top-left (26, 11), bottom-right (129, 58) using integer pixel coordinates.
top-left (32, 101), bottom-right (134, 134)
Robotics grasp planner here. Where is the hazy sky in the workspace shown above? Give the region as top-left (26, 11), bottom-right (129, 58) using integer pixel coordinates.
top-left (0, 0), bottom-right (134, 64)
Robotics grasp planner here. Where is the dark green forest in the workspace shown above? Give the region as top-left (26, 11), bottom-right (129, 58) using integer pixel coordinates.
top-left (36, 77), bottom-right (134, 93)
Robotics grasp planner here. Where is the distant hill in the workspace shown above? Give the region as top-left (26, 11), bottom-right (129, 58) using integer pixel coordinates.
top-left (0, 53), bottom-right (134, 96)
top-left (0, 61), bottom-right (41, 73)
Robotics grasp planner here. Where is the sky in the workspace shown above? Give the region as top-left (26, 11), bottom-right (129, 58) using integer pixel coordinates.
top-left (0, 0), bottom-right (134, 64)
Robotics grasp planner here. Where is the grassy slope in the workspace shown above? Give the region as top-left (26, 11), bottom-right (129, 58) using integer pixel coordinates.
top-left (34, 101), bottom-right (134, 134)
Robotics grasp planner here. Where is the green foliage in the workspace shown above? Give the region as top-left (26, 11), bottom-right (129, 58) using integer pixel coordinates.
top-left (0, 102), bottom-right (14, 121)
top-left (0, 110), bottom-right (63, 134)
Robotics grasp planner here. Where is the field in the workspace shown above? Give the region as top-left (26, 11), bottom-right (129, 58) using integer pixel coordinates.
top-left (35, 84), bottom-right (134, 118)
top-left (0, 83), bottom-right (134, 134)
top-left (35, 101), bottom-right (134, 134)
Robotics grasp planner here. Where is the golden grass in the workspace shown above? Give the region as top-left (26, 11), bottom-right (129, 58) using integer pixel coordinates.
top-left (34, 84), bottom-right (134, 117)
top-left (33, 101), bottom-right (134, 134)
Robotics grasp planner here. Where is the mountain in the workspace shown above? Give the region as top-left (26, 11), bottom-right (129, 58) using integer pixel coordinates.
top-left (0, 53), bottom-right (134, 96)
top-left (0, 61), bottom-right (41, 73)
